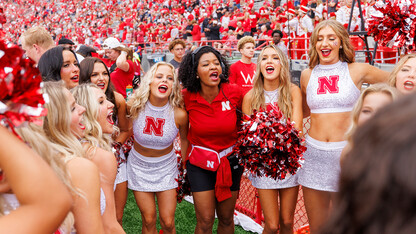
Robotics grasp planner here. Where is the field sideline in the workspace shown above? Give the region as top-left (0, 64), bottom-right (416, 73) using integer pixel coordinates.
top-left (122, 190), bottom-right (252, 233)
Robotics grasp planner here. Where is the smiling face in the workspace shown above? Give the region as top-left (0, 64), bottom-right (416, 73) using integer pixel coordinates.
top-left (65, 88), bottom-right (86, 138)
top-left (149, 64), bottom-right (175, 106)
top-left (92, 87), bottom-right (115, 134)
top-left (316, 26), bottom-right (341, 65)
top-left (61, 50), bottom-right (80, 89)
top-left (395, 58), bottom-right (416, 95)
top-left (197, 52), bottom-right (222, 89)
top-left (90, 62), bottom-right (110, 91)
top-left (260, 47), bottom-right (282, 87)
top-left (357, 92), bottom-right (392, 125)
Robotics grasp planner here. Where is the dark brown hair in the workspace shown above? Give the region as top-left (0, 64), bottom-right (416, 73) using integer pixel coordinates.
top-left (321, 92), bottom-right (416, 234)
top-left (79, 57), bottom-right (117, 121)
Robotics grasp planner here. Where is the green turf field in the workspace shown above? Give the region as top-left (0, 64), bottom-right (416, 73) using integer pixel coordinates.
top-left (122, 190), bottom-right (253, 233)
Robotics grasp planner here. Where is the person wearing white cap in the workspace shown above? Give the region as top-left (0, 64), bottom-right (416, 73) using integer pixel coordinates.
top-left (102, 37), bottom-right (135, 98)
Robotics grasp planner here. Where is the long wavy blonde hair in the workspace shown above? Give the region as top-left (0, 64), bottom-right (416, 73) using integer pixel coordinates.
top-left (249, 45), bottom-right (293, 119)
top-left (15, 124), bottom-right (76, 233)
top-left (71, 84), bottom-right (112, 152)
top-left (128, 62), bottom-right (183, 119)
top-left (345, 83), bottom-right (398, 142)
top-left (388, 54), bottom-right (416, 88)
top-left (308, 20), bottom-right (355, 69)
top-left (42, 81), bottom-right (84, 158)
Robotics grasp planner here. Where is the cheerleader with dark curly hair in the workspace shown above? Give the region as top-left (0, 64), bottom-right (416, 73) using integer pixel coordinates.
top-left (178, 46), bottom-right (244, 234)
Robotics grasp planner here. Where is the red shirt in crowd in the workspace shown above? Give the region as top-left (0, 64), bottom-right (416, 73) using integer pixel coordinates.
top-left (229, 60), bottom-right (256, 95)
top-left (191, 24), bottom-right (201, 42)
top-left (182, 83), bottom-right (243, 153)
top-left (249, 12), bottom-right (259, 29)
top-left (110, 60), bottom-right (135, 98)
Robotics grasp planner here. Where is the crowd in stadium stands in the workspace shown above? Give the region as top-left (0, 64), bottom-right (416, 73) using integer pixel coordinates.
top-left (0, 0), bottom-right (380, 51)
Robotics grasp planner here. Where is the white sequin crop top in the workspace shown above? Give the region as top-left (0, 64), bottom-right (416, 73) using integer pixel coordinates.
top-left (264, 89), bottom-right (279, 105)
top-left (306, 61), bottom-right (360, 113)
top-left (133, 101), bottom-right (178, 150)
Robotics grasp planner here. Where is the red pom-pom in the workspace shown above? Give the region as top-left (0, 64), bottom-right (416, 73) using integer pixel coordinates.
top-left (368, 0), bottom-right (416, 52)
top-left (233, 105), bottom-right (306, 180)
top-left (0, 40), bottom-right (46, 131)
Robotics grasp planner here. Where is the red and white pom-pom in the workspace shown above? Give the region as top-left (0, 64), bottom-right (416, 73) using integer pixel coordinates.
top-left (0, 40), bottom-right (46, 131)
top-left (368, 0), bottom-right (416, 52)
top-left (233, 105), bottom-right (306, 180)
top-left (174, 137), bottom-right (191, 203)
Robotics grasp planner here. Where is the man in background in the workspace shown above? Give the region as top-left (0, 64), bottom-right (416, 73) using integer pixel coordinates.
top-left (20, 26), bottom-right (54, 64)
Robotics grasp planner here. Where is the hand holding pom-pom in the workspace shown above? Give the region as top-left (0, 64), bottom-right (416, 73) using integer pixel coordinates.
top-left (233, 105), bottom-right (306, 180)
top-left (175, 149), bottom-right (191, 203)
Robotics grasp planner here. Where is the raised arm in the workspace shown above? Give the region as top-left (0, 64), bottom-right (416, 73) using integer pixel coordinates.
top-left (116, 51), bottom-right (130, 72)
top-left (350, 62), bottom-right (390, 86)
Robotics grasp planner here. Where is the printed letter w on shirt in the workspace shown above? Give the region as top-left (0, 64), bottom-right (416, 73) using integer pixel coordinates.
top-left (317, 75), bottom-right (340, 94)
top-left (143, 117), bottom-right (165, 136)
top-left (241, 71), bottom-right (255, 84)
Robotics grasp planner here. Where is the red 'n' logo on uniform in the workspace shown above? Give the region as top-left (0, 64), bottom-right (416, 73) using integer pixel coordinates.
top-left (143, 117), bottom-right (165, 136)
top-left (317, 75), bottom-right (340, 94)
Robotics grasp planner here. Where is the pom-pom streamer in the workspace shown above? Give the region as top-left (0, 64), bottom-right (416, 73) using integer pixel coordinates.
top-left (233, 105), bottom-right (306, 180)
top-left (368, 0), bottom-right (416, 53)
top-left (0, 40), bottom-right (46, 132)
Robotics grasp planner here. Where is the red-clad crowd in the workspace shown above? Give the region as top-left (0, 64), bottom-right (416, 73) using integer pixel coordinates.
top-left (1, 0), bottom-right (381, 50)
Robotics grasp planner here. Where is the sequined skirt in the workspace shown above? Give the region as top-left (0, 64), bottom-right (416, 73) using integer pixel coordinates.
top-left (249, 171), bottom-right (299, 189)
top-left (115, 150), bottom-right (127, 184)
top-left (127, 148), bottom-right (178, 192)
top-left (298, 135), bottom-right (347, 192)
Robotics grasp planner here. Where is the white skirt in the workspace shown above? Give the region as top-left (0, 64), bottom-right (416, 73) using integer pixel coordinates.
top-left (115, 149), bottom-right (127, 185)
top-left (298, 135), bottom-right (347, 192)
top-left (249, 171), bottom-right (299, 189)
top-left (127, 148), bottom-right (178, 192)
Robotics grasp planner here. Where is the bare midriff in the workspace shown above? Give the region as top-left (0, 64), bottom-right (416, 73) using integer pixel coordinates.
top-left (134, 141), bottom-right (173, 157)
top-left (308, 112), bottom-right (351, 142)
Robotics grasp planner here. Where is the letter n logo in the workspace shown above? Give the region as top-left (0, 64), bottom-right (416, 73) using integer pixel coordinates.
top-left (207, 160), bottom-right (215, 169)
top-left (143, 117), bottom-right (165, 136)
top-left (317, 75), bottom-right (340, 94)
top-left (222, 101), bottom-right (231, 111)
